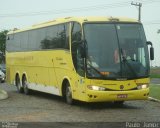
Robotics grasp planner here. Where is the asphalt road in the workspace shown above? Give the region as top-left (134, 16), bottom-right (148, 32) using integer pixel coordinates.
top-left (0, 82), bottom-right (160, 127)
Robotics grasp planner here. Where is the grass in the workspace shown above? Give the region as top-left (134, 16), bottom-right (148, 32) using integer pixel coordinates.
top-left (150, 67), bottom-right (160, 78)
top-left (150, 74), bottom-right (160, 78)
top-left (149, 84), bottom-right (160, 100)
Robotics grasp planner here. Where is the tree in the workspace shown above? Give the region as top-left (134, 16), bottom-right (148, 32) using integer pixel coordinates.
top-left (157, 29), bottom-right (160, 34)
top-left (0, 30), bottom-right (9, 63)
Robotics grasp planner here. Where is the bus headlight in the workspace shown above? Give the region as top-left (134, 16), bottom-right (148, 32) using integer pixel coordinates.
top-left (137, 84), bottom-right (149, 89)
top-left (87, 85), bottom-right (106, 91)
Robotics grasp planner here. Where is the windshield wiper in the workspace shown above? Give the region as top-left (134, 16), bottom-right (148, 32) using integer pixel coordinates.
top-left (120, 49), bottom-right (137, 77)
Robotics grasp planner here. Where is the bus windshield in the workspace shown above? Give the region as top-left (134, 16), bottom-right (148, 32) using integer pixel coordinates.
top-left (83, 23), bottom-right (149, 79)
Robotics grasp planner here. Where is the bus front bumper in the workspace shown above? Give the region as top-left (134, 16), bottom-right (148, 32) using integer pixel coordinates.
top-left (85, 88), bottom-right (149, 102)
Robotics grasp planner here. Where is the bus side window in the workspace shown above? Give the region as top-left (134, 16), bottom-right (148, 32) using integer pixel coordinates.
top-left (71, 22), bottom-right (81, 42)
top-left (71, 22), bottom-right (84, 77)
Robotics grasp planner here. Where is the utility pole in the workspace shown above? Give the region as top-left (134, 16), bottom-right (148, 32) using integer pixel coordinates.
top-left (131, 1), bottom-right (142, 22)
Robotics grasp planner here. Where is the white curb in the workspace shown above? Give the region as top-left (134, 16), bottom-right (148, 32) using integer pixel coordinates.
top-left (0, 89), bottom-right (8, 100)
top-left (149, 97), bottom-right (160, 102)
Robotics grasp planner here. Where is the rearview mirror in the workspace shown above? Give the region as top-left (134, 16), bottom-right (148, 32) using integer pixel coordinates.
top-left (150, 47), bottom-right (154, 60)
top-left (146, 41), bottom-right (154, 60)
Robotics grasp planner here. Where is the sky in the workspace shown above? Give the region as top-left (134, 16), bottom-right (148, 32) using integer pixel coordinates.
top-left (0, 0), bottom-right (160, 66)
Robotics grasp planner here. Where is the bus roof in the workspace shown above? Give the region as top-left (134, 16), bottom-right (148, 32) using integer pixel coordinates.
top-left (8, 16), bottom-right (138, 34)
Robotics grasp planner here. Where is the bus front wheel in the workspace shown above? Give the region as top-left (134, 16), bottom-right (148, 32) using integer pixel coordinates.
top-left (65, 83), bottom-right (74, 105)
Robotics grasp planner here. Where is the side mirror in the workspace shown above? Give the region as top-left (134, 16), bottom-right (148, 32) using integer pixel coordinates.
top-left (146, 41), bottom-right (152, 46)
top-left (146, 41), bottom-right (154, 60)
top-left (150, 47), bottom-right (154, 60)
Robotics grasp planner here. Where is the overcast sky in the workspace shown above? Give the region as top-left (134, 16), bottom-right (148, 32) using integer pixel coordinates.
top-left (0, 0), bottom-right (160, 66)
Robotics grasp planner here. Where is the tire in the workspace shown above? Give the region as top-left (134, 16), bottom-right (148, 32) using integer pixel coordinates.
top-left (65, 82), bottom-right (74, 105)
top-left (22, 76), bottom-right (29, 95)
top-left (16, 75), bottom-right (23, 93)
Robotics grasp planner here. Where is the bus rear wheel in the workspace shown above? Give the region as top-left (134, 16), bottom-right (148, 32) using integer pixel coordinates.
top-left (65, 83), bottom-right (74, 105)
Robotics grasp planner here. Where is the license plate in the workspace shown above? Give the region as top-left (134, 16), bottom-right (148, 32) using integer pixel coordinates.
top-left (117, 94), bottom-right (128, 98)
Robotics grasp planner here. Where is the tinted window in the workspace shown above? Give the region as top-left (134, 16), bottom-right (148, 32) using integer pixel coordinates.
top-left (71, 22), bottom-right (81, 42)
top-left (20, 32), bottom-right (28, 51)
top-left (71, 22), bottom-right (84, 76)
top-left (41, 23), bottom-right (69, 50)
top-left (6, 34), bottom-right (15, 52)
top-left (28, 30), bottom-right (38, 50)
top-left (42, 25), bottom-right (58, 49)
top-left (7, 33), bottom-right (21, 52)
top-left (84, 23), bottom-right (120, 78)
top-left (6, 23), bottom-right (69, 52)
top-left (65, 23), bottom-right (69, 49)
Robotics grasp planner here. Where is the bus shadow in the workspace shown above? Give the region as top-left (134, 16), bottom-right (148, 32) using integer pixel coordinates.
top-left (29, 90), bottom-right (64, 101)
top-left (74, 101), bottom-right (141, 110)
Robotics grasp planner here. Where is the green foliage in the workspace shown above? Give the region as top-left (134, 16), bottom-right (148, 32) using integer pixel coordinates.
top-left (0, 30), bottom-right (8, 53)
top-left (150, 74), bottom-right (160, 78)
top-left (0, 30), bottom-right (9, 63)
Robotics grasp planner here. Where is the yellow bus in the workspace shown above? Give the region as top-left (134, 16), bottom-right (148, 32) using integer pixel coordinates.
top-left (6, 17), bottom-right (154, 104)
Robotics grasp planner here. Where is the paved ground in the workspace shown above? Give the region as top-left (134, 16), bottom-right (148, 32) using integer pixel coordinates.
top-left (0, 83), bottom-right (160, 125)
top-left (0, 88), bottom-right (8, 100)
top-left (0, 81), bottom-right (160, 128)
